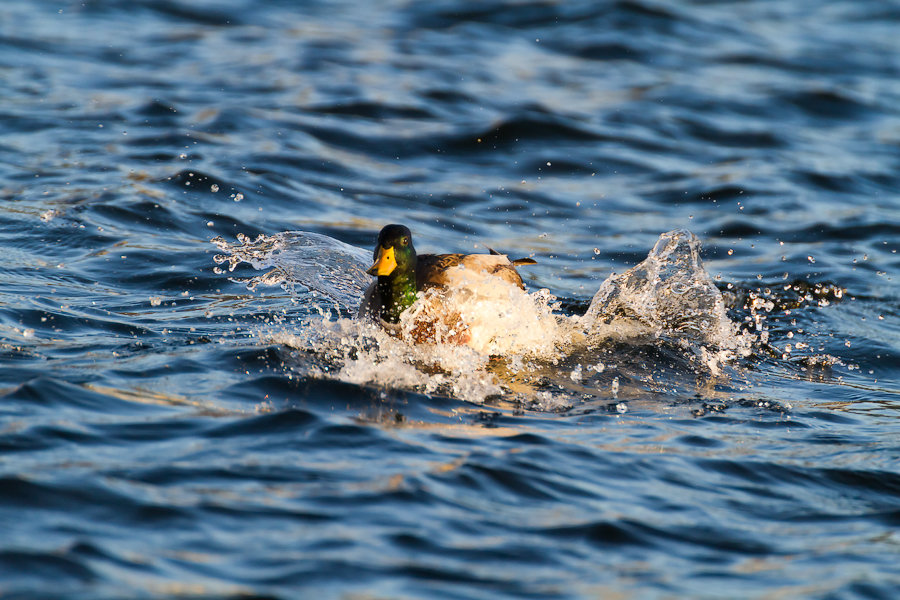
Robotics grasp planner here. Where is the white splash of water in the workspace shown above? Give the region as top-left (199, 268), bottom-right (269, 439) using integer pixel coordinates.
top-left (269, 316), bottom-right (508, 404)
top-left (214, 229), bottom-right (749, 404)
top-left (393, 277), bottom-right (564, 358)
top-left (580, 229), bottom-right (754, 371)
top-left (211, 231), bottom-right (370, 309)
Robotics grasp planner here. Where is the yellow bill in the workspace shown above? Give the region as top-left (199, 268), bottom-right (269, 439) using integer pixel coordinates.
top-left (367, 246), bottom-right (397, 276)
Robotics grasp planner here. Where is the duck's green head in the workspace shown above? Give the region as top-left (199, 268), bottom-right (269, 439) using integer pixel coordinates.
top-left (368, 224), bottom-right (418, 323)
top-left (368, 224), bottom-right (416, 277)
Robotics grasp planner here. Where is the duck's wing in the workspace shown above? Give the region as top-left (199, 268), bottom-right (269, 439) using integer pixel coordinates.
top-left (417, 253), bottom-right (531, 290)
top-left (416, 253), bottom-right (463, 289)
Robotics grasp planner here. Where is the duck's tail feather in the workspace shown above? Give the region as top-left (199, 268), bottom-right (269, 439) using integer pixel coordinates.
top-left (486, 247), bottom-right (537, 266)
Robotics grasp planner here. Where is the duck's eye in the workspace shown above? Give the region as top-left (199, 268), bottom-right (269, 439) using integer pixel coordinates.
top-left (400, 237), bottom-right (409, 246)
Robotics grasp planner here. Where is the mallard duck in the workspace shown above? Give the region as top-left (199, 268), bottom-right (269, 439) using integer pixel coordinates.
top-left (359, 224), bottom-right (536, 340)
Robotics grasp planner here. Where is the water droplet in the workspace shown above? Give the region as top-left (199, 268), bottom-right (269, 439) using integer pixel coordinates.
top-left (569, 365), bottom-right (582, 382)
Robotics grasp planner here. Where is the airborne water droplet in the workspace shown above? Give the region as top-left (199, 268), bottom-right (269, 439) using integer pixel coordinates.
top-left (569, 364), bottom-right (582, 382)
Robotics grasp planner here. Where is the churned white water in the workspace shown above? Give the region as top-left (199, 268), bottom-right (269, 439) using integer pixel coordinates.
top-left (213, 229), bottom-right (751, 404)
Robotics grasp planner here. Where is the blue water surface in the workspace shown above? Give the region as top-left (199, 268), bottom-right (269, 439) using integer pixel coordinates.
top-left (1, 1), bottom-right (898, 598)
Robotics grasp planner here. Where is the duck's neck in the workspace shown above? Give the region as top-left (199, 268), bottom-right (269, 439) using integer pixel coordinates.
top-left (378, 271), bottom-right (418, 324)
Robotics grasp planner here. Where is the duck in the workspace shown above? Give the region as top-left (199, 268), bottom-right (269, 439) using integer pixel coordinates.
top-left (358, 224), bottom-right (536, 342)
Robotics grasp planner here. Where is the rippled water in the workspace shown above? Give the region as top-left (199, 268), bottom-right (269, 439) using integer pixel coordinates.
top-left (2, 1), bottom-right (899, 598)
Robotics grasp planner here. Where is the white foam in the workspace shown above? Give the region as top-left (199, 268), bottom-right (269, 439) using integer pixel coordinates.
top-left (268, 316), bottom-right (505, 404)
top-left (395, 276), bottom-right (564, 357)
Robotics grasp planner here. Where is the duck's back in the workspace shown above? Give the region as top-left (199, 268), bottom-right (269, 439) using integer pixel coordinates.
top-left (417, 253), bottom-right (529, 290)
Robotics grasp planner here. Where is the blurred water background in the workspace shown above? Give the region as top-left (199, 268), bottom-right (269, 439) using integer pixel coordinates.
top-left (1, 1), bottom-right (898, 598)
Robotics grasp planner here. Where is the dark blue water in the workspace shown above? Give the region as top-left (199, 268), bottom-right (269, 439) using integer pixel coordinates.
top-left (2, 1), bottom-right (899, 598)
